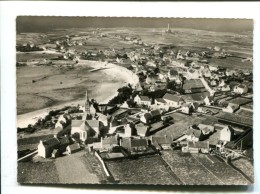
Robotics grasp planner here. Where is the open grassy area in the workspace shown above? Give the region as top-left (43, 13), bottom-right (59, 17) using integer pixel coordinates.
top-left (208, 57), bottom-right (252, 70)
top-left (18, 160), bottom-right (59, 184)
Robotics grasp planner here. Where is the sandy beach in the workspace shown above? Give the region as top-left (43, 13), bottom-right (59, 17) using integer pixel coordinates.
top-left (17, 60), bottom-right (139, 128)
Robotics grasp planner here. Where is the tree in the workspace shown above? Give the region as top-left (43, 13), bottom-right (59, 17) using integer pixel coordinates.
top-left (167, 81), bottom-right (176, 90)
top-left (154, 67), bottom-right (160, 74)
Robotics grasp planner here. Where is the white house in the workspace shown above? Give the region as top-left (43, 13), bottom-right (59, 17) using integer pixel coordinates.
top-left (134, 95), bottom-right (151, 106)
top-left (209, 65), bottom-right (218, 72)
top-left (218, 79), bottom-right (225, 87)
top-left (71, 120), bottom-right (100, 142)
top-left (220, 126), bottom-right (234, 142)
top-left (222, 103), bottom-right (239, 113)
top-left (202, 69), bottom-right (211, 78)
top-left (155, 98), bottom-right (166, 105)
top-left (157, 73), bottom-right (167, 82)
top-left (163, 93), bottom-right (185, 107)
top-left (97, 113), bottom-right (108, 127)
top-left (55, 114), bottom-right (67, 129)
top-left (198, 124), bottom-right (215, 135)
top-left (204, 96), bottom-right (214, 106)
top-left (181, 103), bottom-right (192, 114)
top-left (66, 143), bottom-right (81, 154)
top-left (182, 141), bottom-right (209, 154)
top-left (221, 85), bottom-right (231, 92)
top-left (146, 76), bottom-right (156, 85)
top-left (187, 69), bottom-right (201, 80)
top-left (136, 123), bottom-right (150, 137)
top-left (114, 124), bottom-right (132, 137)
top-left (38, 136), bottom-right (60, 158)
top-left (233, 84), bottom-right (248, 94)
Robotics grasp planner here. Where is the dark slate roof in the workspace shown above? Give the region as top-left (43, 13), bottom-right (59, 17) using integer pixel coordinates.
top-left (59, 136), bottom-right (70, 146)
top-left (188, 141), bottom-right (209, 149)
top-left (184, 129), bottom-right (201, 138)
top-left (198, 124), bottom-right (214, 133)
top-left (143, 112), bottom-right (153, 120)
top-left (155, 98), bottom-right (166, 103)
top-left (71, 120), bottom-right (85, 127)
top-left (151, 136), bottom-right (171, 145)
top-left (169, 69), bottom-right (178, 76)
top-left (102, 136), bottom-right (118, 145)
top-left (43, 137), bottom-right (60, 148)
top-left (150, 109), bottom-right (161, 117)
top-left (68, 143), bottom-right (81, 151)
top-left (140, 96), bottom-right (150, 102)
top-left (121, 138), bottom-right (131, 149)
top-left (237, 84), bottom-right (247, 89)
top-left (131, 139), bottom-right (148, 147)
top-left (86, 120), bottom-right (100, 128)
top-left (163, 93), bottom-right (183, 103)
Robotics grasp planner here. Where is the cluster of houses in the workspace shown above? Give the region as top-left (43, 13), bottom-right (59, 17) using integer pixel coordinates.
top-left (37, 83), bottom-right (250, 159)
top-left (33, 30), bottom-right (253, 162)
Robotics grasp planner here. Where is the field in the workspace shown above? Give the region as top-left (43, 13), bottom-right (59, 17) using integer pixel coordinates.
top-left (18, 151), bottom-right (107, 184)
top-left (161, 150), bottom-right (251, 185)
top-left (236, 109), bottom-right (253, 118)
top-left (217, 112), bottom-right (253, 127)
top-left (227, 97), bottom-right (252, 106)
top-left (208, 57), bottom-right (252, 70)
top-left (192, 154), bottom-right (251, 184)
top-left (18, 160), bottom-right (59, 184)
top-left (105, 155), bottom-right (181, 185)
top-left (161, 151), bottom-right (223, 185)
top-left (231, 158), bottom-right (254, 182)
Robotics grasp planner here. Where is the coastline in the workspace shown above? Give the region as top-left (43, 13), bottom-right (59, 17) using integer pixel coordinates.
top-left (17, 60), bottom-right (139, 128)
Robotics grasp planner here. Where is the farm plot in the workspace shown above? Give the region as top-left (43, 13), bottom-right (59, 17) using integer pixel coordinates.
top-left (192, 154), bottom-right (251, 185)
top-left (235, 109), bottom-right (253, 118)
top-left (227, 97), bottom-right (252, 106)
top-left (105, 155), bottom-right (180, 185)
top-left (161, 151), bottom-right (223, 185)
top-left (231, 158), bottom-right (254, 182)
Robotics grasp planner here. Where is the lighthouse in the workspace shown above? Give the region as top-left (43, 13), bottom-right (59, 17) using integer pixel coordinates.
top-left (165, 23), bottom-right (171, 33)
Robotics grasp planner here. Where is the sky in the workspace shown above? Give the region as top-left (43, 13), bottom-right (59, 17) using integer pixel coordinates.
top-left (16, 16), bottom-right (253, 33)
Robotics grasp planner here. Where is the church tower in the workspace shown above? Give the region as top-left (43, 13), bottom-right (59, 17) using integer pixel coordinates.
top-left (85, 90), bottom-right (90, 115)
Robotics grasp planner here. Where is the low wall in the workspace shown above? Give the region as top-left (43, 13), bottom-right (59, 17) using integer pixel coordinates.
top-left (94, 151), bottom-right (111, 177)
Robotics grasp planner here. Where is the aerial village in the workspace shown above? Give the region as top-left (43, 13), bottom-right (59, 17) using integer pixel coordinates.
top-left (17, 24), bottom-right (253, 184)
